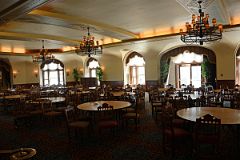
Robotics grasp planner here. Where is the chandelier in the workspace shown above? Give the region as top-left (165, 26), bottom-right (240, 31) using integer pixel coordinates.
top-left (75, 27), bottom-right (102, 57)
top-left (180, 0), bottom-right (223, 45)
top-left (32, 40), bottom-right (55, 63)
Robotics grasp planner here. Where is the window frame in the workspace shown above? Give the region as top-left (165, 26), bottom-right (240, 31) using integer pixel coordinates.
top-left (41, 59), bottom-right (65, 86)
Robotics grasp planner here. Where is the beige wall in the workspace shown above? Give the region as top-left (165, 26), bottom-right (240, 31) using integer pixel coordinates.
top-left (1, 27), bottom-right (240, 85)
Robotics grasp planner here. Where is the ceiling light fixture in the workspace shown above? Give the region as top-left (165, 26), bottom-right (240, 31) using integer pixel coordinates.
top-left (180, 0), bottom-right (223, 45)
top-left (75, 27), bottom-right (102, 57)
top-left (32, 40), bottom-right (55, 63)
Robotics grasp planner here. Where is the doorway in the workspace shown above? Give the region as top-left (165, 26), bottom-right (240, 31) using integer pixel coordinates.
top-left (178, 64), bottom-right (201, 88)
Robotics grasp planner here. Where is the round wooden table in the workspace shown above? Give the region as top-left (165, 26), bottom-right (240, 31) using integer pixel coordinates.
top-left (177, 107), bottom-right (240, 124)
top-left (77, 101), bottom-right (131, 111)
top-left (38, 97), bottom-right (65, 103)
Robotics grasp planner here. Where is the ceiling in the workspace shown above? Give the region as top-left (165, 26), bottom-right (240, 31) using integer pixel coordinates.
top-left (0, 0), bottom-right (240, 55)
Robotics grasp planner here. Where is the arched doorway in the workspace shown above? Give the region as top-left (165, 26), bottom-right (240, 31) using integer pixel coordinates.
top-left (160, 46), bottom-right (216, 88)
top-left (0, 58), bottom-right (12, 89)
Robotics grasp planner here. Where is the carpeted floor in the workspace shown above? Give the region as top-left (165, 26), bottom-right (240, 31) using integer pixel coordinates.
top-left (0, 96), bottom-right (240, 160)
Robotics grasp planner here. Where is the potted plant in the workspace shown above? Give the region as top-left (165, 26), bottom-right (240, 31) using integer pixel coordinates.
top-left (72, 68), bottom-right (80, 84)
top-left (96, 67), bottom-right (103, 81)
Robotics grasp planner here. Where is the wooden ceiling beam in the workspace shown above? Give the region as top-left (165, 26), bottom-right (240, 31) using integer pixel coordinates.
top-left (0, 0), bottom-right (53, 25)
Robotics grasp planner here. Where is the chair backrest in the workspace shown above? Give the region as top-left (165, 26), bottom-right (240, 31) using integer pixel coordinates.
top-left (40, 99), bottom-right (53, 113)
top-left (161, 105), bottom-right (175, 134)
top-left (64, 106), bottom-right (75, 123)
top-left (98, 103), bottom-right (113, 111)
top-left (195, 114), bottom-right (221, 140)
top-left (97, 103), bottom-right (115, 120)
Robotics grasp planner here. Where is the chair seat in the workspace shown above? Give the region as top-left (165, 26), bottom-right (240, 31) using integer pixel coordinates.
top-left (196, 134), bottom-right (219, 144)
top-left (98, 120), bottom-right (118, 128)
top-left (29, 110), bottom-right (42, 115)
top-left (172, 118), bottom-right (185, 127)
top-left (165, 127), bottom-right (191, 138)
top-left (125, 108), bottom-right (135, 113)
top-left (124, 112), bottom-right (140, 119)
top-left (69, 121), bottom-right (90, 128)
top-left (44, 111), bottom-right (62, 116)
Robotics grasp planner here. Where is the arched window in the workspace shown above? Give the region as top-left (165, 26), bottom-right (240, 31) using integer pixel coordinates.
top-left (160, 46), bottom-right (216, 88)
top-left (172, 50), bottom-right (203, 88)
top-left (86, 58), bottom-right (99, 78)
top-left (40, 59), bottom-right (65, 86)
top-left (125, 52), bottom-right (145, 85)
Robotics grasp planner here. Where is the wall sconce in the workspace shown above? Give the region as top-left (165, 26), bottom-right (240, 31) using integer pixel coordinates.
top-left (101, 66), bottom-right (105, 71)
top-left (34, 70), bottom-right (38, 77)
top-left (13, 70), bottom-right (17, 78)
top-left (66, 69), bottom-right (70, 76)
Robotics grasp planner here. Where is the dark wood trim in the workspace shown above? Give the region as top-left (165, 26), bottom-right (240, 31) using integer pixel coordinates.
top-left (0, 0), bottom-right (52, 25)
top-left (13, 83), bottom-right (39, 89)
top-left (100, 81), bottom-right (124, 88)
top-left (216, 80), bottom-right (235, 89)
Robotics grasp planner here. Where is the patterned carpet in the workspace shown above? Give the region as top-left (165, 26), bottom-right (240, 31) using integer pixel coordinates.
top-left (0, 98), bottom-right (240, 160)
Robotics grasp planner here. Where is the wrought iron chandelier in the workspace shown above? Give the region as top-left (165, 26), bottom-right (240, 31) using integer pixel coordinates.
top-left (75, 27), bottom-right (102, 57)
top-left (32, 40), bottom-right (54, 63)
top-left (180, 0), bottom-right (223, 45)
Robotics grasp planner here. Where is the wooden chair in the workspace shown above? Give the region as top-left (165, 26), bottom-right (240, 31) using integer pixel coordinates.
top-left (64, 106), bottom-right (90, 141)
top-left (194, 114), bottom-right (221, 159)
top-left (41, 99), bottom-right (62, 124)
top-left (123, 98), bottom-right (140, 129)
top-left (151, 95), bottom-right (166, 120)
top-left (161, 106), bottom-right (192, 158)
top-left (97, 103), bottom-right (118, 134)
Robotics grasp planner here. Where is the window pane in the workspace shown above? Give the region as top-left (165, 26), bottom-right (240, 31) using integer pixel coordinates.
top-left (191, 66), bottom-right (201, 88)
top-left (49, 71), bottom-right (58, 85)
top-left (41, 60), bottom-right (65, 87)
top-left (43, 64), bottom-right (48, 70)
top-left (49, 63), bottom-right (58, 70)
top-left (89, 60), bottom-right (99, 68)
top-left (58, 64), bottom-right (63, 69)
top-left (44, 80), bottom-right (49, 86)
top-left (44, 71), bottom-right (48, 79)
top-left (180, 65), bottom-right (190, 85)
top-left (138, 66), bottom-right (145, 84)
top-left (127, 55), bottom-right (145, 86)
top-left (91, 69), bottom-right (96, 77)
top-left (59, 71), bottom-right (64, 85)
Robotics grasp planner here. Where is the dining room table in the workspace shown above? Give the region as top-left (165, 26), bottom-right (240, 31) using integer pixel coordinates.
top-left (77, 100), bottom-right (132, 123)
top-left (77, 100), bottom-right (131, 111)
top-left (177, 106), bottom-right (240, 124)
